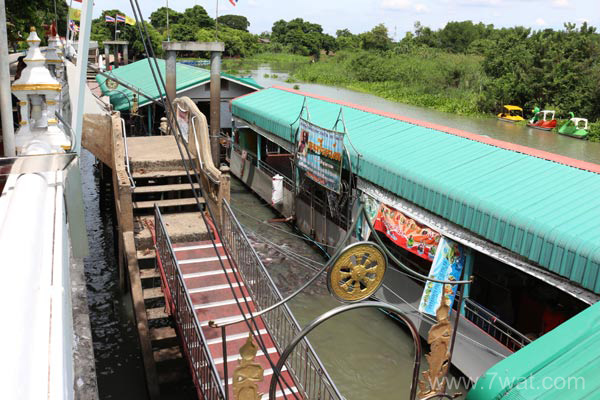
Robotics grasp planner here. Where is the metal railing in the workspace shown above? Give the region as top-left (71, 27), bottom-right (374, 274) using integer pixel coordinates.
top-left (463, 298), bottom-right (532, 351)
top-left (231, 144), bottom-right (294, 190)
top-left (120, 118), bottom-right (136, 188)
top-left (220, 199), bottom-right (343, 400)
top-left (154, 206), bottom-right (226, 400)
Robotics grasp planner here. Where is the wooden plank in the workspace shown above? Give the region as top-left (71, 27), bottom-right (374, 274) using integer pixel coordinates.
top-left (132, 169), bottom-right (189, 179)
top-left (136, 249), bottom-right (156, 260)
top-left (153, 347), bottom-right (182, 363)
top-left (133, 197), bottom-right (205, 209)
top-left (133, 183), bottom-right (200, 194)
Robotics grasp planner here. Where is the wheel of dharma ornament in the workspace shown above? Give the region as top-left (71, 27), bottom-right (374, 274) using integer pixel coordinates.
top-left (327, 242), bottom-right (387, 302)
top-left (106, 78), bottom-right (118, 90)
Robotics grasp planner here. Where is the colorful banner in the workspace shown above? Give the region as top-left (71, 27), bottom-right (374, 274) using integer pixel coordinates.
top-left (371, 203), bottom-right (441, 261)
top-left (125, 16), bottom-right (136, 26)
top-left (418, 237), bottom-right (466, 317)
top-left (68, 7), bottom-right (81, 21)
top-left (296, 118), bottom-right (344, 193)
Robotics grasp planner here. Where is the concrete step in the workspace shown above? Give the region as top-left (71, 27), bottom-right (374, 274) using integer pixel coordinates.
top-left (127, 136), bottom-right (190, 172)
top-left (147, 307), bottom-right (169, 321)
top-left (143, 287), bottom-right (164, 301)
top-left (150, 326), bottom-right (177, 342)
top-left (153, 346), bottom-right (182, 363)
top-left (133, 197), bottom-right (204, 210)
top-left (157, 364), bottom-right (190, 385)
top-left (136, 249), bottom-right (156, 260)
top-left (140, 268), bottom-right (160, 280)
top-left (133, 183), bottom-right (200, 194)
top-left (134, 212), bottom-right (209, 249)
top-left (132, 169), bottom-right (189, 179)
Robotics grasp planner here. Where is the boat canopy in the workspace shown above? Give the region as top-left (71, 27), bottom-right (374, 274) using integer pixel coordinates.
top-left (467, 300), bottom-right (600, 399)
top-left (503, 105), bottom-right (523, 111)
top-left (95, 59), bottom-right (262, 111)
top-left (232, 86), bottom-right (600, 295)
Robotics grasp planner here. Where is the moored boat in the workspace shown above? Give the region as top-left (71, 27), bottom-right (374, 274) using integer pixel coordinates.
top-left (558, 112), bottom-right (589, 139)
top-left (497, 105), bottom-right (524, 122)
top-left (527, 109), bottom-right (557, 131)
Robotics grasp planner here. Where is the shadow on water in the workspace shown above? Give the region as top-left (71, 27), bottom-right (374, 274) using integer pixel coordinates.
top-left (81, 149), bottom-right (149, 400)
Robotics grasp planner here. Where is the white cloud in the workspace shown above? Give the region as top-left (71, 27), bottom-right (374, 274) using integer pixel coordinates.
top-left (381, 0), bottom-right (412, 10)
top-left (552, 0), bottom-right (570, 7)
top-left (535, 18), bottom-right (547, 26)
top-left (414, 3), bottom-right (429, 12)
top-left (457, 0), bottom-right (502, 6)
top-left (381, 0), bottom-right (429, 12)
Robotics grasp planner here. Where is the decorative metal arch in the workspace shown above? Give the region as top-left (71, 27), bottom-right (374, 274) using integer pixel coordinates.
top-left (268, 301), bottom-right (423, 400)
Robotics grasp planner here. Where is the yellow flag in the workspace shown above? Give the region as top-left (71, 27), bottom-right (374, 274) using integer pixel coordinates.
top-left (125, 16), bottom-right (136, 26)
top-left (68, 7), bottom-right (81, 21)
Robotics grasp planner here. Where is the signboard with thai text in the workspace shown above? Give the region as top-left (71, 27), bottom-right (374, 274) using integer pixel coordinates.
top-left (296, 118), bottom-right (344, 193)
top-left (418, 237), bottom-right (466, 317)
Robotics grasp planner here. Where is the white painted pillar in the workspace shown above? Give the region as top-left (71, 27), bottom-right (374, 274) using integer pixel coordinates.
top-left (0, 0), bottom-right (15, 156)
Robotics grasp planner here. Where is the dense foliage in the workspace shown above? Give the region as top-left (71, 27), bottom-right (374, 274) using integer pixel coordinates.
top-left (6, 0), bottom-right (68, 49)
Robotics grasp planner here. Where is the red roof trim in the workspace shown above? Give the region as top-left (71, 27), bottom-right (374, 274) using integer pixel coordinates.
top-left (272, 85), bottom-right (600, 174)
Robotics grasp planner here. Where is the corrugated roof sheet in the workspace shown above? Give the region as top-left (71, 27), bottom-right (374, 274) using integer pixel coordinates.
top-left (95, 59), bottom-right (262, 111)
top-left (466, 301), bottom-right (600, 399)
top-left (232, 86), bottom-right (600, 294)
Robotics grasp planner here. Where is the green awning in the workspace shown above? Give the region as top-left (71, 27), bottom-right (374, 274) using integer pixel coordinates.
top-left (95, 58), bottom-right (262, 111)
top-left (232, 86), bottom-right (600, 294)
top-left (467, 301), bottom-right (600, 399)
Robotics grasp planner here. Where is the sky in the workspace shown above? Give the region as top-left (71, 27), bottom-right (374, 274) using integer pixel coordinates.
top-left (92, 0), bottom-right (600, 37)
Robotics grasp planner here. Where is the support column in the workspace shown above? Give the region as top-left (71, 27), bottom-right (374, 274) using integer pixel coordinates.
top-left (104, 44), bottom-right (110, 69)
top-left (123, 44), bottom-right (128, 65)
top-left (165, 49), bottom-right (176, 105)
top-left (460, 248), bottom-right (474, 315)
top-left (114, 45), bottom-right (119, 68)
top-left (257, 134), bottom-right (262, 164)
top-left (0, 0), bottom-right (15, 156)
top-left (210, 50), bottom-right (221, 167)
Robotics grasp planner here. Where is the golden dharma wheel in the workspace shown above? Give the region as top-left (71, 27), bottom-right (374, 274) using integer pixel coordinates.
top-left (327, 242), bottom-right (387, 302)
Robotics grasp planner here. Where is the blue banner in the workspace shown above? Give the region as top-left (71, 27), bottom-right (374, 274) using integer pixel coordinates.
top-left (418, 237), bottom-right (465, 317)
top-left (296, 118), bottom-right (344, 193)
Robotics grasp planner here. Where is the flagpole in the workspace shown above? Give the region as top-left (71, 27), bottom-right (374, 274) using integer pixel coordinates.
top-left (166, 0), bottom-right (170, 42)
top-left (114, 18), bottom-right (118, 40)
top-left (215, 0), bottom-right (219, 40)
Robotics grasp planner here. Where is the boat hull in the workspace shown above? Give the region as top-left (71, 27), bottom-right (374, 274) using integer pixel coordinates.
top-left (498, 117), bottom-right (521, 123)
top-left (558, 130), bottom-right (588, 140)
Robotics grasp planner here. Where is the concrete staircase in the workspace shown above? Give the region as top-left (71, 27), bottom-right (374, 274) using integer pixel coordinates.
top-left (127, 136), bottom-right (210, 395)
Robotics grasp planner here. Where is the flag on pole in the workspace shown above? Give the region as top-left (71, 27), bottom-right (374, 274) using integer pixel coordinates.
top-left (229, 0), bottom-right (238, 6)
top-left (68, 7), bottom-right (81, 21)
top-left (105, 15), bottom-right (116, 22)
top-left (116, 15), bottom-right (126, 23)
top-left (73, 0), bottom-right (82, 2)
top-left (125, 16), bottom-right (136, 26)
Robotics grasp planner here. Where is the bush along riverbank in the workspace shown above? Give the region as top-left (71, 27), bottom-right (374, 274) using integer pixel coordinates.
top-left (289, 49), bottom-right (486, 116)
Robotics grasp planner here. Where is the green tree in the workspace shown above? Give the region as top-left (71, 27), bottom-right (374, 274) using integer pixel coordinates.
top-left (6, 0), bottom-right (68, 50)
top-left (360, 24), bottom-right (391, 51)
top-left (181, 5), bottom-right (213, 29)
top-left (216, 15), bottom-right (250, 31)
top-left (149, 7), bottom-right (181, 29)
top-left (170, 24), bottom-right (196, 41)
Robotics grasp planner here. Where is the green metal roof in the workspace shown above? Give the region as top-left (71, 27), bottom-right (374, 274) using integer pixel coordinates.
top-left (95, 58), bottom-right (262, 111)
top-left (466, 301), bottom-right (600, 399)
top-left (232, 86), bottom-right (600, 294)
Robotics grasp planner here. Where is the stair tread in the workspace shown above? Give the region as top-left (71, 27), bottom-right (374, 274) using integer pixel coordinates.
top-left (147, 307), bottom-right (169, 320)
top-left (133, 197), bottom-right (204, 209)
top-left (133, 183), bottom-right (200, 194)
top-left (132, 169), bottom-right (189, 179)
top-left (136, 249), bottom-right (156, 260)
top-left (143, 287), bottom-right (164, 300)
top-left (158, 364), bottom-right (190, 385)
top-left (153, 346), bottom-right (182, 363)
top-left (150, 326), bottom-right (177, 342)
top-left (140, 268), bottom-right (160, 279)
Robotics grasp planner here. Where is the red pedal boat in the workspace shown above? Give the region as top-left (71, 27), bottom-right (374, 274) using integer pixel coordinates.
top-left (527, 109), bottom-right (557, 131)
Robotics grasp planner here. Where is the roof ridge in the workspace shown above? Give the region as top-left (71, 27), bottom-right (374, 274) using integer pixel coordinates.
top-left (271, 85), bottom-right (600, 175)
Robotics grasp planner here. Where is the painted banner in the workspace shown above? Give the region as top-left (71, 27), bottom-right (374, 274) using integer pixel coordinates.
top-left (371, 203), bottom-right (441, 261)
top-left (418, 237), bottom-right (466, 317)
top-left (296, 118), bottom-right (344, 193)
